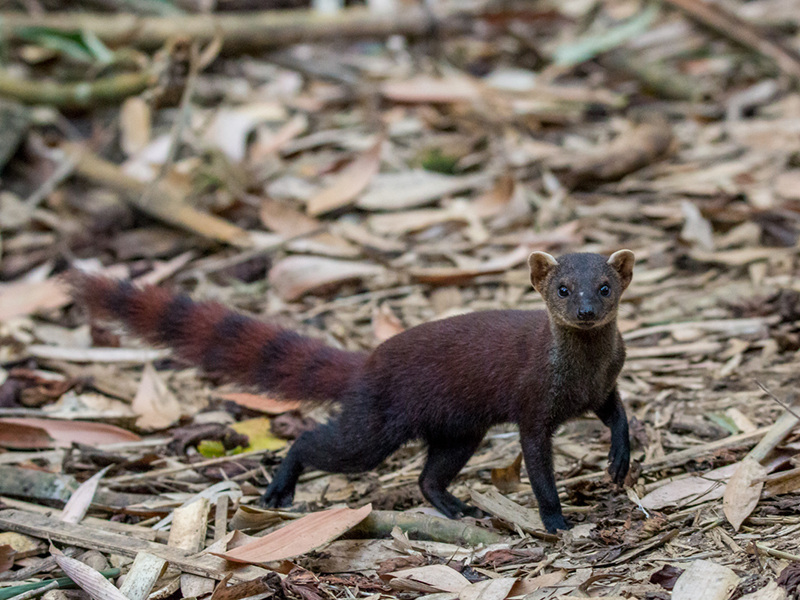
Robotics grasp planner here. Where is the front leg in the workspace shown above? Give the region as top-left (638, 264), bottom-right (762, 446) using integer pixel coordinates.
top-left (520, 424), bottom-right (570, 533)
top-left (594, 387), bottom-right (630, 485)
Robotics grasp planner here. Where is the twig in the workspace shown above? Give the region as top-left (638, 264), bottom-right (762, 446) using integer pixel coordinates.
top-left (0, 69), bottom-right (153, 108)
top-left (23, 156), bottom-right (76, 210)
top-left (0, 5), bottom-right (471, 52)
top-left (106, 448), bottom-right (267, 484)
top-left (755, 380), bottom-right (800, 421)
top-left (661, 0), bottom-right (800, 80)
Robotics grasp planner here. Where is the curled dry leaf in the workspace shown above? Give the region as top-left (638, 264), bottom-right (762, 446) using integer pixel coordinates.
top-left (491, 452), bottom-right (523, 494)
top-left (216, 392), bottom-right (301, 415)
top-left (0, 544), bottom-right (15, 574)
top-left (61, 465), bottom-right (111, 524)
top-left (459, 578), bottom-right (517, 600)
top-left (132, 363), bottom-right (182, 431)
top-left (723, 457), bottom-right (767, 531)
top-left (53, 551), bottom-right (130, 600)
top-left (386, 564), bottom-right (471, 593)
top-left (641, 463), bottom-right (738, 510)
top-left (508, 570), bottom-right (566, 597)
top-left (120, 97), bottom-right (151, 157)
top-left (372, 304), bottom-right (405, 342)
top-left (268, 256), bottom-right (385, 301)
top-left (306, 136), bottom-right (383, 216)
top-left (671, 560), bottom-right (740, 600)
top-left (0, 418), bottom-right (139, 447)
top-left (0, 278), bottom-right (71, 322)
top-left (213, 504), bottom-right (372, 565)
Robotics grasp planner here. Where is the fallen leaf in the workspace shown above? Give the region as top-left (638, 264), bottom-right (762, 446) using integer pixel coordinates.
top-left (671, 560), bottom-right (740, 600)
top-left (508, 570), bottom-right (566, 597)
top-left (120, 97), bottom-right (151, 157)
top-left (250, 114), bottom-right (308, 162)
top-left (681, 200), bottom-right (715, 251)
top-left (0, 422), bottom-right (54, 449)
top-left (213, 504), bottom-right (372, 565)
top-left (216, 392), bottom-right (301, 415)
top-left (387, 564), bottom-right (471, 593)
top-left (53, 550), bottom-right (130, 600)
top-left (306, 136), bottom-right (383, 216)
top-left (61, 465), bottom-right (111, 524)
top-left (204, 103), bottom-right (287, 163)
top-left (268, 256), bottom-right (385, 301)
top-left (459, 577), bottom-right (517, 600)
top-left (0, 418), bottom-right (139, 447)
top-left (408, 245), bottom-right (531, 285)
top-left (724, 458), bottom-right (767, 531)
top-left (357, 170), bottom-right (489, 212)
top-left (230, 417), bottom-right (287, 451)
top-left (738, 581), bottom-right (787, 600)
top-left (491, 453), bottom-right (522, 494)
top-left (0, 544), bottom-right (15, 574)
top-left (469, 489), bottom-right (544, 533)
top-left (132, 363), bottom-right (182, 431)
top-left (641, 463), bottom-right (738, 510)
top-left (381, 76), bottom-right (481, 104)
top-left (0, 278), bottom-right (71, 322)
top-left (372, 304), bottom-right (405, 342)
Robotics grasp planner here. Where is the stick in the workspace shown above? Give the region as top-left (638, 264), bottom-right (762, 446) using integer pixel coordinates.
top-left (0, 6), bottom-right (470, 52)
top-left (662, 0), bottom-right (800, 80)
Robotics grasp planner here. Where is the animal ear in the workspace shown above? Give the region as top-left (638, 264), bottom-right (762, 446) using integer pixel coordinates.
top-left (608, 249), bottom-right (635, 290)
top-left (528, 252), bottom-right (558, 293)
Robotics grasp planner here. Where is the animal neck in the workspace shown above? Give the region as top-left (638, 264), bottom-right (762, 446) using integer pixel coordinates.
top-left (549, 318), bottom-right (619, 364)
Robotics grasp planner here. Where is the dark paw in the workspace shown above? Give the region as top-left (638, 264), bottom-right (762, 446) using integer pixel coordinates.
top-left (542, 513), bottom-right (571, 534)
top-left (459, 504), bottom-right (487, 519)
top-left (258, 485), bottom-right (294, 509)
top-left (608, 446), bottom-right (630, 486)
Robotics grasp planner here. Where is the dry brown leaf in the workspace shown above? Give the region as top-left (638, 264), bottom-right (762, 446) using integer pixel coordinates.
top-left (491, 453), bottom-right (523, 494)
top-left (459, 577), bottom-right (517, 600)
top-left (61, 465), bottom-right (111, 524)
top-left (372, 304), bottom-right (405, 342)
top-left (508, 571), bottom-right (566, 597)
top-left (306, 137), bottom-right (383, 216)
top-left (0, 422), bottom-right (54, 449)
top-left (387, 564), bottom-right (471, 593)
top-left (765, 466), bottom-right (800, 496)
top-left (132, 363), bottom-right (182, 431)
top-left (0, 544), bottom-right (15, 574)
top-left (0, 278), bottom-right (71, 322)
top-left (268, 256), bottom-right (385, 301)
top-left (469, 489), bottom-right (545, 533)
top-left (671, 560), bottom-right (740, 600)
top-left (250, 114), bottom-right (308, 162)
top-left (0, 418), bottom-right (139, 447)
top-left (408, 245), bottom-right (530, 285)
top-left (213, 504), bottom-right (372, 565)
top-left (381, 76), bottom-right (480, 104)
top-left (641, 463), bottom-right (738, 510)
top-left (216, 392), bottom-right (301, 415)
top-left (120, 97), bottom-right (152, 157)
top-left (724, 458), bottom-right (767, 531)
top-left (473, 174), bottom-right (515, 218)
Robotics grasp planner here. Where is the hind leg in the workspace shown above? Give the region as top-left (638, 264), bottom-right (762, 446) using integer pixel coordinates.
top-left (419, 436), bottom-right (485, 519)
top-left (260, 414), bottom-right (403, 508)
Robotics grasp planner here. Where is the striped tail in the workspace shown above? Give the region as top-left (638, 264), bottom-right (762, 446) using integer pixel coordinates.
top-left (68, 273), bottom-right (366, 404)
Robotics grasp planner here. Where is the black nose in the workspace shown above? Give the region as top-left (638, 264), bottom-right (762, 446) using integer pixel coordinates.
top-left (577, 308), bottom-right (596, 321)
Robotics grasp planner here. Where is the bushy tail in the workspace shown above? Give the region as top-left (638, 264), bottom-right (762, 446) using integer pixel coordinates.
top-left (68, 273), bottom-right (366, 403)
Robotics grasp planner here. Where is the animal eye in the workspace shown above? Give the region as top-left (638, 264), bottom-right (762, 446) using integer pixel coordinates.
top-left (599, 285), bottom-right (610, 297)
top-left (558, 286), bottom-right (570, 298)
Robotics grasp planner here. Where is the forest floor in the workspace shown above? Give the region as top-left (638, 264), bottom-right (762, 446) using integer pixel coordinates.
top-left (1, 0), bottom-right (800, 598)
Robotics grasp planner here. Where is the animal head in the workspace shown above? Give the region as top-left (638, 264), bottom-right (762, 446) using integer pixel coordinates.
top-left (527, 250), bottom-right (634, 330)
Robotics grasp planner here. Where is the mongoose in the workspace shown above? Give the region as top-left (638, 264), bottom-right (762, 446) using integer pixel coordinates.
top-left (70, 250), bottom-right (633, 532)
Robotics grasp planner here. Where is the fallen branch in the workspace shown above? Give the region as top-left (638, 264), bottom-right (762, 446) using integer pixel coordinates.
top-left (61, 143), bottom-right (257, 247)
top-left (346, 510), bottom-right (505, 546)
top-left (662, 0), bottom-right (800, 80)
top-left (0, 69), bottom-right (153, 109)
top-left (0, 5), bottom-right (469, 52)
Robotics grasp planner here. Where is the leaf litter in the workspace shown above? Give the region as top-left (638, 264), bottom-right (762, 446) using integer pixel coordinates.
top-left (1, 0), bottom-right (800, 599)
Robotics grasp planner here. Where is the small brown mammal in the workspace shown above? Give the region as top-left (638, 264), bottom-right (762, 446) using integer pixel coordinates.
top-left (70, 250), bottom-right (633, 533)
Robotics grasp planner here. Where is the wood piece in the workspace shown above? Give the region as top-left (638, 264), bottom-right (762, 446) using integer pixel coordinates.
top-left (0, 510), bottom-right (266, 583)
top-left (214, 496), bottom-right (229, 544)
top-left (169, 499), bottom-right (213, 597)
top-left (468, 489), bottom-right (554, 540)
top-left (346, 510), bottom-right (505, 546)
top-left (119, 553), bottom-right (168, 600)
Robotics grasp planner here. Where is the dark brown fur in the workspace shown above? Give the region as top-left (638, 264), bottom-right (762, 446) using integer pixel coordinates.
top-left (69, 251), bottom-right (633, 533)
